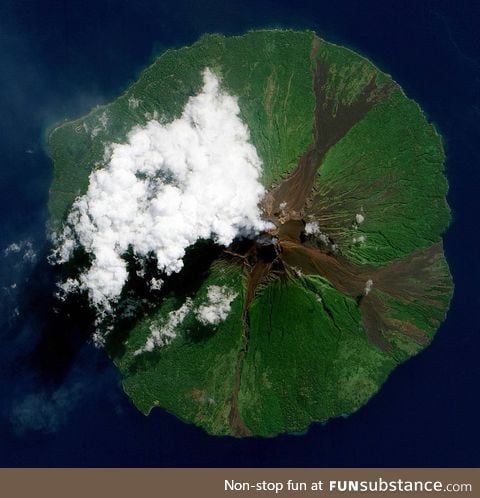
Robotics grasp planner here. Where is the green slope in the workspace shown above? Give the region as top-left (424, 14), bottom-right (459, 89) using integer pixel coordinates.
top-left (47, 29), bottom-right (453, 437)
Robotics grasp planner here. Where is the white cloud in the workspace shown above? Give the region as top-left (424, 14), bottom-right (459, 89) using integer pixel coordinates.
top-left (135, 298), bottom-right (193, 354)
top-left (10, 383), bottom-right (84, 435)
top-left (56, 277), bottom-right (80, 301)
top-left (364, 279), bottom-right (373, 295)
top-left (3, 240), bottom-right (37, 263)
top-left (53, 68), bottom-right (270, 318)
top-left (134, 284), bottom-right (238, 355)
top-left (99, 111), bottom-right (108, 129)
top-left (195, 285), bottom-right (237, 326)
top-left (355, 213), bottom-right (365, 224)
top-left (3, 242), bottom-right (21, 255)
top-left (149, 277), bottom-right (163, 291)
top-left (305, 221), bottom-right (320, 235)
top-left (128, 97), bottom-right (141, 109)
top-left (305, 222), bottom-right (330, 245)
top-left (353, 234), bottom-right (366, 244)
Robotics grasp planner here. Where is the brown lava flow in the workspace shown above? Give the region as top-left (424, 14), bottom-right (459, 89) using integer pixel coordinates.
top-left (223, 37), bottom-right (448, 436)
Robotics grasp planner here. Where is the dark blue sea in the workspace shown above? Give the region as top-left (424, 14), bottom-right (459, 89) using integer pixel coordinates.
top-left (0, 0), bottom-right (479, 467)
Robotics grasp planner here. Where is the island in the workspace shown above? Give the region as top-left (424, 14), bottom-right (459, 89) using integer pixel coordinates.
top-left (47, 29), bottom-right (453, 437)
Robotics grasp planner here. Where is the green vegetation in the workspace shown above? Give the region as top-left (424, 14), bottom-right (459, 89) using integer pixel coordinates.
top-left (239, 277), bottom-right (396, 435)
top-left (117, 264), bottom-right (245, 435)
top-left (47, 30), bottom-right (453, 436)
top-left (48, 30), bottom-right (315, 226)
top-left (314, 88), bottom-right (449, 266)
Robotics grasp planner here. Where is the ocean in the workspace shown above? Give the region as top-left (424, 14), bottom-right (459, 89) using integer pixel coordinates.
top-left (0, 0), bottom-right (479, 466)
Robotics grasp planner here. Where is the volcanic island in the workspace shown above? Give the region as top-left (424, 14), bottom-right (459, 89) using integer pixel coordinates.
top-left (47, 30), bottom-right (453, 437)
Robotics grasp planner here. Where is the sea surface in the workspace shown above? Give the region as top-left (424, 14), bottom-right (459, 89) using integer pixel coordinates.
top-left (0, 0), bottom-right (479, 466)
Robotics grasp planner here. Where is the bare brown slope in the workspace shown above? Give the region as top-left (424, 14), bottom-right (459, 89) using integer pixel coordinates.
top-left (223, 36), bottom-right (438, 434)
top-left (280, 240), bottom-right (449, 352)
top-left (263, 37), bottom-right (394, 221)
